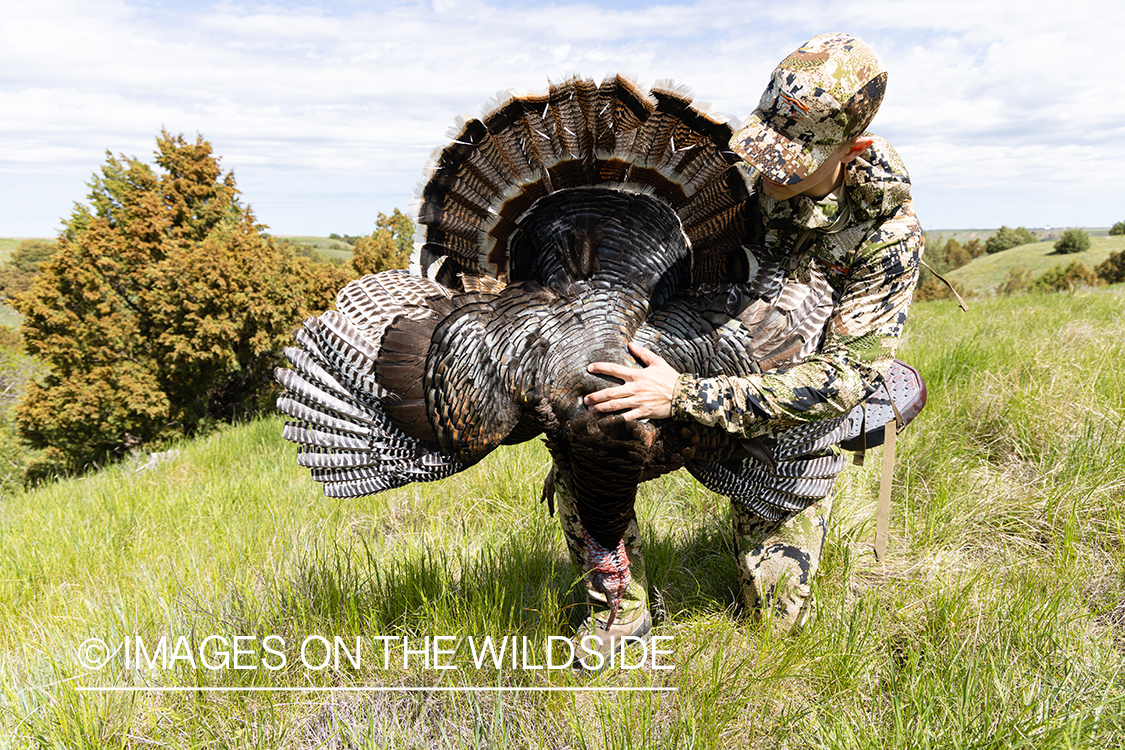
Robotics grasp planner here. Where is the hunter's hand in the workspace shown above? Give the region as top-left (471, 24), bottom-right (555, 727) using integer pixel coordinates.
top-left (584, 342), bottom-right (679, 421)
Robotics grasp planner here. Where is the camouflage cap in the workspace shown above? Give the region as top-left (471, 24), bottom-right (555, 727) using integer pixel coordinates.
top-left (731, 33), bottom-right (887, 186)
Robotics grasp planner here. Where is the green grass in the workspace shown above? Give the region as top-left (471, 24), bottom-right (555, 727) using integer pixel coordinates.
top-left (0, 306), bottom-right (20, 328)
top-left (280, 236), bottom-right (356, 263)
top-left (946, 236), bottom-right (1124, 294)
top-left (0, 239), bottom-right (22, 263)
top-left (2, 288), bottom-right (1124, 747)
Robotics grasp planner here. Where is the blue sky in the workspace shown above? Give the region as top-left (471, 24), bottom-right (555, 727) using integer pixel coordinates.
top-left (2, 0), bottom-right (1122, 236)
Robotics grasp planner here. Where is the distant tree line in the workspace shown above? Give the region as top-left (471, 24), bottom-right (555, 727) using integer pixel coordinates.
top-left (915, 222), bottom-right (1124, 303)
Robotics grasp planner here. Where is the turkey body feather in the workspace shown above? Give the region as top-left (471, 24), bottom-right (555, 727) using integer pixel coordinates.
top-left (277, 75), bottom-right (849, 585)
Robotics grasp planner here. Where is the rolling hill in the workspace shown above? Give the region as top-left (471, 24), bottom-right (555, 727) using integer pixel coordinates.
top-left (945, 235), bottom-right (1123, 294)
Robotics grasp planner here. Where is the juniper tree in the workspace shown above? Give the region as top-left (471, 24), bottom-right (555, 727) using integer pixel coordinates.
top-left (1054, 228), bottom-right (1091, 255)
top-left (1096, 250), bottom-right (1125, 284)
top-left (15, 131), bottom-right (350, 479)
top-left (352, 209), bottom-right (414, 276)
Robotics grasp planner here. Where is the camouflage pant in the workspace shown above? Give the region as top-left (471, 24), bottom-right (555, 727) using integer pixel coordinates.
top-left (732, 495), bottom-right (833, 633)
top-left (551, 465), bottom-right (831, 634)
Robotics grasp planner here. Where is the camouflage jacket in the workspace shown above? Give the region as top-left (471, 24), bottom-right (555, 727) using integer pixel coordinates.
top-left (670, 135), bottom-right (923, 436)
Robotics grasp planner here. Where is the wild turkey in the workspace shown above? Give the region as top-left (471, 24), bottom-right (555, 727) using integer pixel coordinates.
top-left (276, 75), bottom-right (865, 624)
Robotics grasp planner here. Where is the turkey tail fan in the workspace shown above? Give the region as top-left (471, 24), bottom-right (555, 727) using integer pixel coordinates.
top-left (643, 81), bottom-right (740, 195)
top-left (413, 75), bottom-right (758, 289)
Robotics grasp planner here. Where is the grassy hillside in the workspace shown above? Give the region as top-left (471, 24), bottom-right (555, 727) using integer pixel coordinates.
top-left (0, 238), bottom-right (22, 262)
top-left (2, 288), bottom-right (1124, 748)
top-left (946, 236), bottom-right (1124, 294)
top-left (280, 235), bottom-right (356, 263)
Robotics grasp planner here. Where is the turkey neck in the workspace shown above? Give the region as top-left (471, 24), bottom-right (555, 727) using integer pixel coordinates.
top-left (532, 283), bottom-right (649, 418)
top-left (526, 284), bottom-right (655, 552)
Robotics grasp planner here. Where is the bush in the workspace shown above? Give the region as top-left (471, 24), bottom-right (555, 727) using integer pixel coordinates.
top-left (1054, 228), bottom-right (1091, 255)
top-left (963, 238), bottom-right (985, 258)
top-left (913, 275), bottom-right (969, 304)
top-left (998, 266), bottom-right (1034, 296)
top-left (352, 209), bottom-right (414, 276)
top-left (14, 132), bottom-right (352, 479)
top-left (0, 240), bottom-right (56, 301)
top-left (1109, 221), bottom-right (1125, 236)
top-left (1096, 250), bottom-right (1125, 284)
top-left (1030, 261), bottom-right (1098, 293)
top-left (984, 225), bottom-right (1037, 254)
top-left (942, 238), bottom-right (970, 270)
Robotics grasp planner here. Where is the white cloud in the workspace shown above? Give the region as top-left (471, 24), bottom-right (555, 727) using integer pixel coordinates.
top-left (1, 0), bottom-right (1122, 234)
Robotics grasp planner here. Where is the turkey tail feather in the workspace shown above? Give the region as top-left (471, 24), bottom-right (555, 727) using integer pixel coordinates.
top-left (413, 75), bottom-right (754, 287)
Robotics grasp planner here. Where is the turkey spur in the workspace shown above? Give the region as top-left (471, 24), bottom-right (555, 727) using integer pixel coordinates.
top-left (276, 76), bottom-right (851, 623)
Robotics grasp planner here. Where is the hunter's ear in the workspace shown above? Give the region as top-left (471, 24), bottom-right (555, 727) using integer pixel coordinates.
top-left (840, 138), bottom-right (873, 164)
